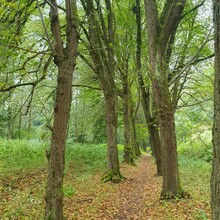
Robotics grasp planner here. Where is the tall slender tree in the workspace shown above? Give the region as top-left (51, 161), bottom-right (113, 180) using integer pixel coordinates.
top-left (44, 0), bottom-right (78, 219)
top-left (135, 0), bottom-right (162, 175)
top-left (211, 0), bottom-right (220, 219)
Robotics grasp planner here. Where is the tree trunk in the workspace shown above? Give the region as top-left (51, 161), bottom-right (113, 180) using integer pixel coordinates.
top-left (131, 109), bottom-right (141, 157)
top-left (28, 105), bottom-right (32, 139)
top-left (44, 0), bottom-right (78, 219)
top-left (18, 109), bottom-right (22, 140)
top-left (7, 106), bottom-right (12, 140)
top-left (148, 121), bottom-right (162, 175)
top-left (144, 0), bottom-right (186, 198)
top-left (45, 61), bottom-right (74, 220)
top-left (139, 75), bottom-right (162, 175)
top-left (211, 1), bottom-right (220, 219)
top-left (101, 89), bottom-right (124, 182)
top-left (122, 90), bottom-right (135, 164)
top-left (134, 0), bottom-right (143, 158)
top-left (152, 76), bottom-right (182, 198)
top-left (81, 0), bottom-right (124, 182)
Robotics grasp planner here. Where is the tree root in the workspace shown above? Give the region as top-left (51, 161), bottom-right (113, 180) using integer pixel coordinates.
top-left (160, 189), bottom-right (191, 200)
top-left (101, 170), bottom-right (126, 183)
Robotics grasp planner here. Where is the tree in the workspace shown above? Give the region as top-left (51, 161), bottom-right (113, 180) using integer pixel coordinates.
top-left (43, 0), bottom-right (78, 219)
top-left (211, 0), bottom-right (220, 219)
top-left (144, 0), bottom-right (186, 198)
top-left (80, 0), bottom-right (124, 182)
top-left (135, 0), bottom-right (162, 175)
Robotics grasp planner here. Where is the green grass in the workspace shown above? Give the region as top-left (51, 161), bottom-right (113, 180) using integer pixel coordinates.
top-left (0, 139), bottom-right (124, 176)
top-left (178, 143), bottom-right (211, 211)
top-left (0, 138), bottom-right (48, 174)
top-left (0, 138), bottom-right (212, 219)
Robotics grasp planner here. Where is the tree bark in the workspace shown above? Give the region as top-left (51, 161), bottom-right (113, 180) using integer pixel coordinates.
top-left (138, 74), bottom-right (162, 175)
top-left (45, 61), bottom-right (74, 220)
top-left (148, 120), bottom-right (162, 175)
top-left (153, 76), bottom-right (180, 196)
top-left (81, 0), bottom-right (123, 182)
top-left (44, 0), bottom-right (78, 219)
top-left (144, 0), bottom-right (186, 198)
top-left (122, 87), bottom-right (135, 164)
top-left (131, 107), bottom-right (141, 157)
top-left (211, 0), bottom-right (220, 219)
top-left (102, 89), bottom-right (123, 182)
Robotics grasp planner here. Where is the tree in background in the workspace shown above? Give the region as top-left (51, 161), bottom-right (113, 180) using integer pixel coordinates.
top-left (80, 0), bottom-right (124, 182)
top-left (135, 0), bottom-right (162, 175)
top-left (211, 0), bottom-right (220, 219)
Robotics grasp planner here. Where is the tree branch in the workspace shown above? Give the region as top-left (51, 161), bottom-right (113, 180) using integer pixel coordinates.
top-left (169, 36), bottom-right (213, 86)
top-left (72, 84), bottom-right (102, 91)
top-left (181, 0), bottom-right (206, 19)
top-left (36, 0), bottom-right (55, 55)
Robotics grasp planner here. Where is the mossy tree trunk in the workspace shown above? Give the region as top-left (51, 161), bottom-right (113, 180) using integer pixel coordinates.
top-left (44, 0), bottom-right (78, 219)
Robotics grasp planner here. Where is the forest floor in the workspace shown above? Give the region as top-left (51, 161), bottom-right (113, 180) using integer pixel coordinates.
top-left (0, 155), bottom-right (211, 219)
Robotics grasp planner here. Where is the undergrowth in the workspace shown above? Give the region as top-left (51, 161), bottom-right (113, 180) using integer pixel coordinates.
top-left (178, 143), bottom-right (211, 219)
top-left (0, 139), bottom-right (124, 176)
top-left (0, 138), bottom-right (212, 219)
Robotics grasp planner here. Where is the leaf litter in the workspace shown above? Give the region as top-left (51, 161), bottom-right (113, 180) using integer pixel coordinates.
top-left (0, 155), bottom-right (211, 219)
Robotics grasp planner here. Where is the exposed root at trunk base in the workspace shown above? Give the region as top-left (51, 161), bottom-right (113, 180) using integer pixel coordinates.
top-left (101, 170), bottom-right (126, 183)
top-left (160, 188), bottom-right (191, 200)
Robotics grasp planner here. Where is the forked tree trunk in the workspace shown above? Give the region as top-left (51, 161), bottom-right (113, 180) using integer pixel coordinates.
top-left (211, 1), bottom-right (220, 219)
top-left (144, 0), bottom-right (186, 198)
top-left (44, 0), bottom-right (78, 219)
top-left (81, 0), bottom-right (124, 182)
